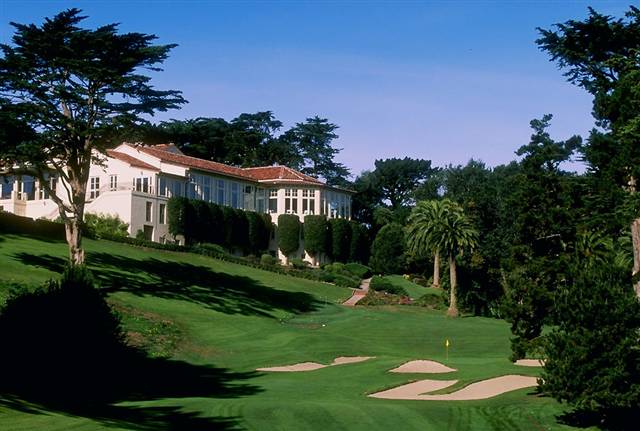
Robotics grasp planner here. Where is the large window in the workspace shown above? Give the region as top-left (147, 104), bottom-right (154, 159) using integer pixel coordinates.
top-left (203, 177), bottom-right (211, 202)
top-left (231, 182), bottom-right (239, 208)
top-left (302, 189), bottom-right (315, 215)
top-left (89, 177), bottom-right (100, 199)
top-left (285, 188), bottom-right (298, 214)
top-left (145, 201), bottom-right (152, 222)
top-left (109, 175), bottom-right (118, 191)
top-left (159, 203), bottom-right (166, 224)
top-left (135, 177), bottom-right (150, 194)
top-left (159, 177), bottom-right (167, 196)
top-left (256, 188), bottom-right (266, 213)
top-left (268, 189), bottom-right (278, 213)
top-left (172, 180), bottom-right (183, 197)
top-left (217, 179), bottom-right (225, 205)
top-left (1, 176), bottom-right (14, 200)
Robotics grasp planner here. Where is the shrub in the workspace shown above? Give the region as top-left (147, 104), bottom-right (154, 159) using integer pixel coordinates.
top-left (540, 267), bottom-right (640, 422)
top-left (0, 266), bottom-right (127, 399)
top-left (232, 208), bottom-right (249, 252)
top-left (0, 211), bottom-right (64, 239)
top-left (332, 273), bottom-right (361, 289)
top-left (84, 213), bottom-right (129, 239)
top-left (369, 223), bottom-right (406, 274)
top-left (220, 206), bottom-right (237, 248)
top-left (190, 200), bottom-right (211, 243)
top-left (259, 213), bottom-right (274, 250)
top-left (329, 218), bottom-right (351, 262)
top-left (344, 262), bottom-right (372, 279)
top-left (369, 275), bottom-right (407, 296)
top-left (167, 196), bottom-right (190, 239)
top-left (195, 243), bottom-right (228, 257)
top-left (207, 202), bottom-right (224, 245)
top-left (277, 214), bottom-right (301, 260)
top-left (260, 253), bottom-right (277, 266)
top-left (247, 211), bottom-right (270, 254)
top-left (290, 258), bottom-right (309, 270)
top-left (304, 215), bottom-right (328, 257)
top-left (349, 222), bottom-right (370, 264)
top-left (135, 229), bottom-right (146, 240)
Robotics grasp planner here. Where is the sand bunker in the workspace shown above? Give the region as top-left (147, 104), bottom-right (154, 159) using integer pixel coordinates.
top-left (369, 375), bottom-right (538, 401)
top-left (332, 356), bottom-right (374, 365)
top-left (390, 360), bottom-right (456, 374)
top-left (514, 359), bottom-right (544, 367)
top-left (370, 379), bottom-right (458, 399)
top-left (258, 356), bottom-right (374, 372)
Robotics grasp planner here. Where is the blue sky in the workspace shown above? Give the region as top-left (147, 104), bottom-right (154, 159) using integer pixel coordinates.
top-left (0, 1), bottom-right (632, 176)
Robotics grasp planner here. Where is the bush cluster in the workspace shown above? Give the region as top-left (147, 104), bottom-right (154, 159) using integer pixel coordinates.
top-left (167, 197), bottom-right (272, 254)
top-left (369, 275), bottom-right (408, 296)
top-left (369, 223), bottom-right (406, 274)
top-left (84, 213), bottom-right (129, 240)
top-left (0, 211), bottom-right (64, 239)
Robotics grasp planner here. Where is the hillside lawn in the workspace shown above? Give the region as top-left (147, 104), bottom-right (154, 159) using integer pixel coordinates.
top-left (0, 233), bottom-right (583, 430)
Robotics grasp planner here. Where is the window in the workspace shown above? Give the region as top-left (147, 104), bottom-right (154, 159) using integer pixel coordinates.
top-left (50, 176), bottom-right (57, 195)
top-left (269, 189), bottom-right (278, 197)
top-left (172, 180), bottom-right (182, 197)
top-left (0, 176), bottom-right (14, 199)
top-left (231, 183), bottom-right (239, 208)
top-left (134, 177), bottom-right (150, 194)
top-left (301, 189), bottom-right (315, 215)
top-left (217, 179), bottom-right (225, 205)
top-left (159, 203), bottom-right (166, 224)
top-left (203, 177), bottom-right (211, 202)
top-left (159, 177), bottom-right (167, 196)
top-left (89, 177), bottom-right (100, 199)
top-left (145, 201), bottom-right (152, 222)
top-left (109, 175), bottom-right (118, 191)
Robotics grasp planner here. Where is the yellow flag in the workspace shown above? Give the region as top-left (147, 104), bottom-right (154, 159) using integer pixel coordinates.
top-left (445, 339), bottom-right (450, 348)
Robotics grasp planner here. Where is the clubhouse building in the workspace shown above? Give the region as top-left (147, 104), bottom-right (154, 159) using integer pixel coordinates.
top-left (0, 143), bottom-right (353, 263)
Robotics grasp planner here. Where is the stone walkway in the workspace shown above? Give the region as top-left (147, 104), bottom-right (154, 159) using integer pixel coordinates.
top-left (343, 277), bottom-right (371, 306)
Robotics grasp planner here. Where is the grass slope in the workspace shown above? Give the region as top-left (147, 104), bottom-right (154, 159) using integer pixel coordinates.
top-left (0, 234), bottom-right (582, 430)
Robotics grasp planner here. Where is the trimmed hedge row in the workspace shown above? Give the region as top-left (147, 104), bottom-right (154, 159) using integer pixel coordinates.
top-left (300, 215), bottom-right (370, 264)
top-left (167, 197), bottom-right (272, 254)
top-left (0, 211), bottom-right (65, 239)
top-left (277, 214), bottom-right (301, 258)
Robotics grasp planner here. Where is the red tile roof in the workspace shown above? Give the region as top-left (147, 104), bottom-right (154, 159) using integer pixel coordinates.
top-left (243, 166), bottom-right (323, 185)
top-left (106, 150), bottom-right (159, 171)
top-left (121, 144), bottom-right (342, 189)
top-left (137, 145), bottom-right (249, 181)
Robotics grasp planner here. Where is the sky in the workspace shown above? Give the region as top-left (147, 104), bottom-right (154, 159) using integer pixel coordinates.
top-left (0, 0), bottom-right (633, 177)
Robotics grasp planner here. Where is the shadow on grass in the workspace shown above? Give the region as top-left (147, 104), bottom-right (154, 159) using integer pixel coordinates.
top-left (14, 251), bottom-right (320, 318)
top-left (0, 354), bottom-right (258, 430)
top-left (556, 408), bottom-right (640, 431)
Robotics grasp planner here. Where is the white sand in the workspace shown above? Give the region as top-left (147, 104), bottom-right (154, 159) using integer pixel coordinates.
top-left (258, 356), bottom-right (374, 372)
top-left (332, 356), bottom-right (375, 365)
top-left (390, 360), bottom-right (456, 374)
top-left (369, 375), bottom-right (538, 401)
top-left (369, 379), bottom-right (458, 399)
top-left (514, 359), bottom-right (544, 367)
top-left (256, 362), bottom-right (326, 372)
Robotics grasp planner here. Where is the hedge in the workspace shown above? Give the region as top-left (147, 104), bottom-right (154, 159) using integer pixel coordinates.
top-left (369, 222), bottom-right (406, 274)
top-left (349, 221), bottom-right (370, 264)
top-left (369, 275), bottom-right (408, 296)
top-left (303, 215), bottom-right (328, 256)
top-left (167, 197), bottom-right (270, 253)
top-left (0, 211), bottom-right (65, 239)
top-left (329, 218), bottom-right (351, 263)
top-left (277, 214), bottom-right (301, 259)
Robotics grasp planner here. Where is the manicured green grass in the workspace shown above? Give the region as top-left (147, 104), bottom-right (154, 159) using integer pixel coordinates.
top-left (0, 234), bottom-right (583, 430)
top-left (381, 274), bottom-right (442, 299)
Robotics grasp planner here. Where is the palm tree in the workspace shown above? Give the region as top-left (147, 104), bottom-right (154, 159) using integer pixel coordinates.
top-left (406, 200), bottom-right (446, 288)
top-left (407, 199), bottom-right (478, 317)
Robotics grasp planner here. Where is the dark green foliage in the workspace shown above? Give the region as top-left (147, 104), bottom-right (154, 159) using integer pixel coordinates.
top-left (83, 214), bottom-right (129, 240)
top-left (501, 267), bottom-right (555, 360)
top-left (369, 276), bottom-right (408, 296)
top-left (247, 211), bottom-right (269, 254)
top-left (0, 211), bottom-right (64, 239)
top-left (344, 263), bottom-right (372, 279)
top-left (232, 209), bottom-right (249, 252)
top-left (167, 197), bottom-right (190, 239)
top-left (260, 253), bottom-right (277, 266)
top-left (0, 265), bottom-right (127, 398)
top-left (369, 223), bottom-right (406, 274)
top-left (540, 266), bottom-right (640, 423)
top-left (303, 215), bottom-right (328, 256)
top-left (220, 206), bottom-right (237, 249)
top-left (190, 200), bottom-right (211, 244)
top-left (329, 218), bottom-right (351, 263)
top-left (277, 214), bottom-right (301, 258)
top-left (349, 222), bottom-right (370, 264)
top-left (207, 202), bottom-right (224, 245)
top-left (369, 157), bottom-right (438, 209)
top-left (413, 292), bottom-right (446, 310)
top-left (289, 258), bottom-right (309, 270)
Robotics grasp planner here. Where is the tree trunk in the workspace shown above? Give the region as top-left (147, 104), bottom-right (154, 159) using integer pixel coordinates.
top-left (447, 254), bottom-right (459, 317)
top-left (631, 218), bottom-right (640, 297)
top-left (65, 217), bottom-right (85, 265)
top-left (432, 251), bottom-right (441, 288)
